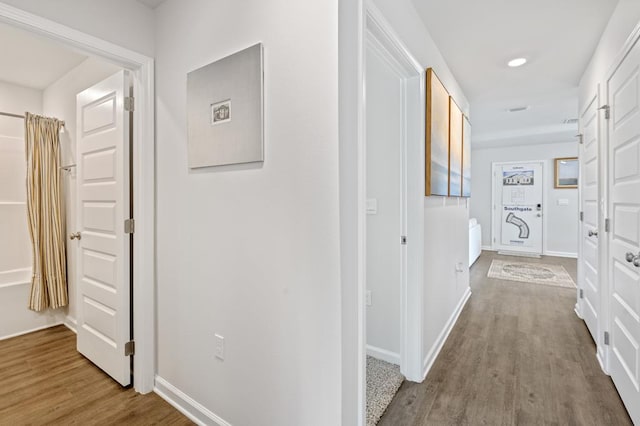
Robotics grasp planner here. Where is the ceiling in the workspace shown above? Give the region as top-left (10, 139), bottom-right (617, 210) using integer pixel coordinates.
top-left (413, 0), bottom-right (619, 147)
top-left (136, 0), bottom-right (167, 9)
top-left (0, 22), bottom-right (88, 90)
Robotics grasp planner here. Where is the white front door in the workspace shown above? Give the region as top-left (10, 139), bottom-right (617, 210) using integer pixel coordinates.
top-left (493, 162), bottom-right (544, 255)
top-left (579, 94), bottom-right (600, 345)
top-left (606, 36), bottom-right (640, 424)
top-left (75, 71), bottom-right (132, 386)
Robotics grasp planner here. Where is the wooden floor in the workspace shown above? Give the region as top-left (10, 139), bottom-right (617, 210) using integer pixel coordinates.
top-left (379, 251), bottom-right (633, 426)
top-left (0, 326), bottom-right (192, 425)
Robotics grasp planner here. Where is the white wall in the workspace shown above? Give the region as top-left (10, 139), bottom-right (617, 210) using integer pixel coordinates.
top-left (0, 81), bottom-right (67, 340)
top-left (154, 1), bottom-right (341, 425)
top-left (0, 0), bottom-right (155, 58)
top-left (470, 141), bottom-right (579, 256)
top-left (371, 0), bottom-right (472, 377)
top-left (579, 0), bottom-right (640, 109)
top-left (42, 57), bottom-right (121, 329)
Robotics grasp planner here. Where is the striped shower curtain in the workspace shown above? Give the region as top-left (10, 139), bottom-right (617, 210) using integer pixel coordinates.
top-left (24, 112), bottom-right (68, 311)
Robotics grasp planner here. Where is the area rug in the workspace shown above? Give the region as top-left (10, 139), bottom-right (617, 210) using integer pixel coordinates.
top-left (488, 259), bottom-right (576, 289)
top-left (366, 356), bottom-right (404, 426)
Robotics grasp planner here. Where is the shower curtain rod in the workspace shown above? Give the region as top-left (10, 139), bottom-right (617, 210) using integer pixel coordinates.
top-left (0, 111), bottom-right (65, 126)
top-left (0, 111), bottom-right (25, 119)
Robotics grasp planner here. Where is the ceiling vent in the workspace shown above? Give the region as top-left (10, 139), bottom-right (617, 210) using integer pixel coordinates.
top-left (563, 118), bottom-right (579, 124)
top-left (506, 106), bottom-right (529, 113)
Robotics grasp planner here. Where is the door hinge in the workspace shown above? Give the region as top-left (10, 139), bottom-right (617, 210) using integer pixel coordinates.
top-left (605, 218), bottom-right (610, 233)
top-left (604, 331), bottom-right (610, 345)
top-left (599, 105), bottom-right (610, 120)
top-left (579, 289), bottom-right (584, 299)
top-left (576, 134), bottom-right (584, 144)
top-left (124, 218), bottom-right (135, 234)
top-left (124, 96), bottom-right (135, 112)
top-left (124, 340), bottom-right (135, 356)
top-left (579, 211), bottom-right (584, 222)
top-left (401, 236), bottom-right (407, 245)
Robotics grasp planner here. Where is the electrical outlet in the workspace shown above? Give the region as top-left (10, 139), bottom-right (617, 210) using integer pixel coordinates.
top-left (214, 334), bottom-right (225, 360)
top-left (366, 290), bottom-right (372, 306)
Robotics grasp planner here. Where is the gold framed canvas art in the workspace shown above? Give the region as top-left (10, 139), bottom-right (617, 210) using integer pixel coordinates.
top-left (554, 157), bottom-right (578, 188)
top-left (426, 68), bottom-right (450, 196)
top-left (462, 115), bottom-right (471, 197)
top-left (448, 97), bottom-right (463, 197)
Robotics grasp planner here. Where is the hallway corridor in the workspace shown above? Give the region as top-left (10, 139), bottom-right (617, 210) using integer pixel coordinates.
top-left (379, 251), bottom-right (632, 425)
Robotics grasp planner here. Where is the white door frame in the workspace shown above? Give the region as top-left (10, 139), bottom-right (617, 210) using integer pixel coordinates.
top-left (491, 160), bottom-right (545, 255)
top-left (576, 89), bottom-right (608, 371)
top-left (360, 5), bottom-right (424, 381)
top-left (0, 3), bottom-right (156, 393)
top-left (357, 3), bottom-right (425, 424)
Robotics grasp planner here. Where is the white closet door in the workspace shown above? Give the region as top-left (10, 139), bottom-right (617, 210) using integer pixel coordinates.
top-left (606, 36), bottom-right (640, 424)
top-left (579, 94), bottom-right (600, 345)
top-left (75, 71), bottom-right (132, 386)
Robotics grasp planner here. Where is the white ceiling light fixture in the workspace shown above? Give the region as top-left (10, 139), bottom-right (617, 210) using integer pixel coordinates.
top-left (506, 106), bottom-right (530, 113)
top-left (507, 57), bottom-right (528, 68)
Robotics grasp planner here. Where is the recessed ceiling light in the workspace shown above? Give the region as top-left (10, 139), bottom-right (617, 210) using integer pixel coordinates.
top-left (508, 57), bottom-right (527, 67)
top-left (506, 106), bottom-right (530, 113)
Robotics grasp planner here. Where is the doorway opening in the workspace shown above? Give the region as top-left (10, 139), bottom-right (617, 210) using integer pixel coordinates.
top-left (0, 4), bottom-right (155, 393)
top-left (361, 5), bottom-right (425, 425)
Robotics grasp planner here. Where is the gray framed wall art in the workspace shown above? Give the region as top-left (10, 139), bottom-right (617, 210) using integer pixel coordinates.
top-left (187, 43), bottom-right (264, 168)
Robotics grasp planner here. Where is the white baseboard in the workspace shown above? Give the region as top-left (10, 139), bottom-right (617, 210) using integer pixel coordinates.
top-left (64, 316), bottom-right (77, 333)
top-left (482, 248), bottom-right (577, 259)
top-left (497, 250), bottom-right (541, 258)
top-left (544, 250), bottom-right (578, 259)
top-left (0, 321), bottom-right (64, 341)
top-left (596, 349), bottom-right (608, 376)
top-left (154, 376), bottom-right (231, 426)
top-left (366, 344), bottom-right (400, 366)
top-left (574, 303), bottom-right (583, 320)
top-left (422, 287), bottom-right (472, 380)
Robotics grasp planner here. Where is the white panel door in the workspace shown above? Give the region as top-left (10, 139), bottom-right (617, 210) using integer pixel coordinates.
top-left (607, 37), bottom-right (640, 424)
top-left (75, 71), bottom-right (132, 386)
top-left (579, 94), bottom-right (600, 345)
top-left (493, 162), bottom-right (544, 255)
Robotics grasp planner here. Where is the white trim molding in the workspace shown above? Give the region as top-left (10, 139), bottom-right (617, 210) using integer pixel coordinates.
top-left (0, 2), bottom-right (156, 394)
top-left (154, 376), bottom-right (232, 426)
top-left (422, 287), bottom-right (472, 380)
top-left (64, 316), bottom-right (78, 334)
top-left (366, 345), bottom-right (401, 366)
top-left (544, 250), bottom-right (578, 259)
top-left (0, 322), bottom-right (64, 342)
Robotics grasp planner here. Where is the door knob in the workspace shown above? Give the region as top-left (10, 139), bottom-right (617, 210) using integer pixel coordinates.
top-left (588, 230), bottom-right (598, 237)
top-left (69, 232), bottom-right (81, 240)
top-left (634, 257), bottom-right (640, 268)
top-left (626, 252), bottom-right (637, 263)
